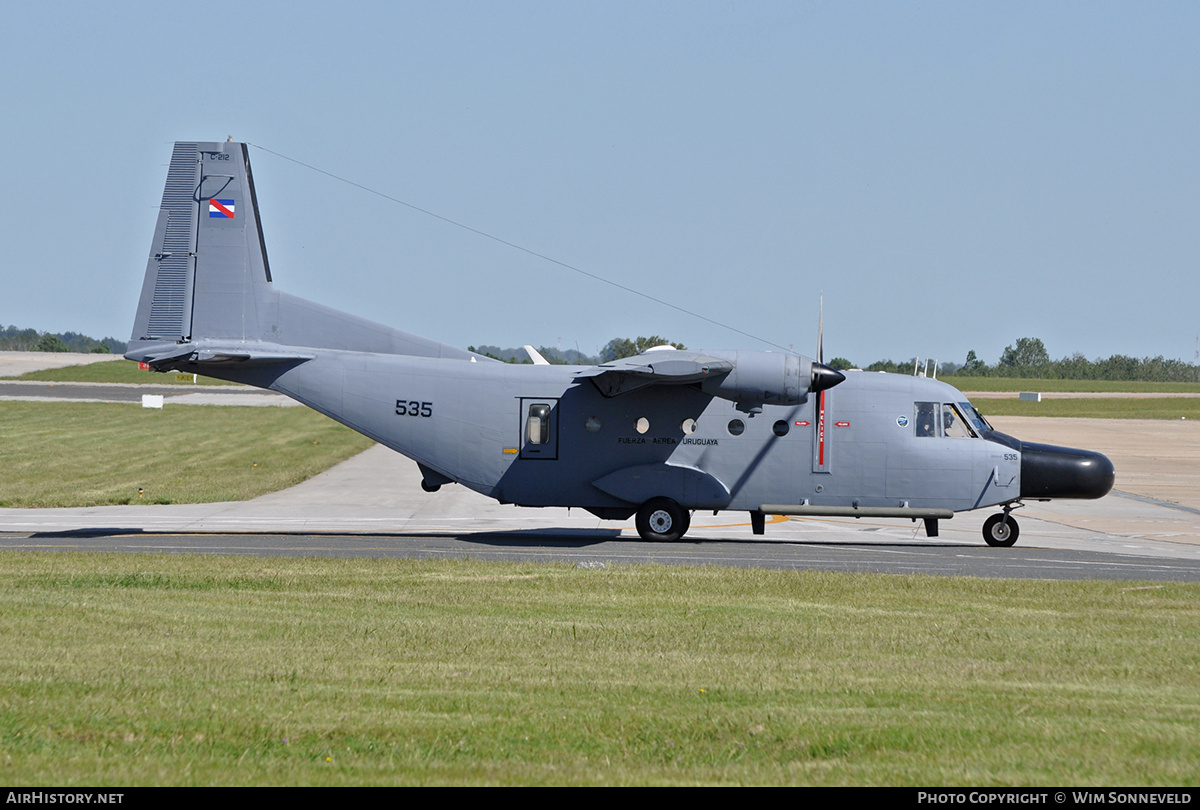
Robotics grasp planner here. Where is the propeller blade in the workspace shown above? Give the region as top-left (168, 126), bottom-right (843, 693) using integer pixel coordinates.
top-left (817, 293), bottom-right (824, 365)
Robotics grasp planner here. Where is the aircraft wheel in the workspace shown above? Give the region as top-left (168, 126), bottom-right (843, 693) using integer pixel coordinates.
top-left (636, 498), bottom-right (688, 542)
top-left (983, 514), bottom-right (1019, 547)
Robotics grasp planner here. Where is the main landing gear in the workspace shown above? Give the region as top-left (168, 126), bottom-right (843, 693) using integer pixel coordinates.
top-left (635, 497), bottom-right (691, 542)
top-left (982, 504), bottom-right (1021, 547)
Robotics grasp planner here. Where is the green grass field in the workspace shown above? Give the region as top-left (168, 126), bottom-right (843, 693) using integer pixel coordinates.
top-left (0, 402), bottom-right (374, 507)
top-left (942, 376), bottom-right (1200, 394)
top-left (0, 553), bottom-right (1196, 786)
top-left (5, 360), bottom-right (233, 385)
top-left (973, 397), bottom-right (1200, 420)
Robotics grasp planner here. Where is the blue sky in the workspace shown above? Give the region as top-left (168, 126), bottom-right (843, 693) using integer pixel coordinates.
top-left (2, 1), bottom-right (1197, 367)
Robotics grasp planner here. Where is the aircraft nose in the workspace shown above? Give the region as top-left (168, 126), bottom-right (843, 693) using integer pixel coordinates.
top-left (1020, 442), bottom-right (1115, 500)
top-left (811, 363), bottom-right (846, 393)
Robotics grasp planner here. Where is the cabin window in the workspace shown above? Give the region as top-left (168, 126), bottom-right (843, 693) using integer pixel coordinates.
top-left (727, 419), bottom-right (745, 436)
top-left (636, 417), bottom-right (650, 434)
top-left (914, 402), bottom-right (939, 437)
top-left (681, 418), bottom-right (697, 435)
top-left (526, 403), bottom-right (551, 445)
top-left (772, 420), bottom-right (790, 437)
top-left (585, 415), bottom-right (601, 433)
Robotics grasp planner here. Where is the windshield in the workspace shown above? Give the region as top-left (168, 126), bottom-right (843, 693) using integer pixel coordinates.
top-left (958, 401), bottom-right (992, 434)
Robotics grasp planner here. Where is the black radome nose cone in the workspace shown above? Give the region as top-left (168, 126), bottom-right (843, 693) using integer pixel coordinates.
top-left (1020, 442), bottom-right (1115, 500)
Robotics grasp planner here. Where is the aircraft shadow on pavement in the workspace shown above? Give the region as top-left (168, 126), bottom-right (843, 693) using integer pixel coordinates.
top-left (457, 529), bottom-right (983, 551)
top-left (19, 527), bottom-right (981, 552)
top-left (29, 528), bottom-right (151, 539)
top-left (457, 528), bottom-right (624, 547)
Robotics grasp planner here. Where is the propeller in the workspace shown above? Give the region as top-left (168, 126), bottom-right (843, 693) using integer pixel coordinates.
top-left (810, 293), bottom-right (844, 393)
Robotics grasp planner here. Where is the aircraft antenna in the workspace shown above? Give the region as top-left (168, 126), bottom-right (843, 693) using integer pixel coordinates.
top-left (247, 142), bottom-right (794, 353)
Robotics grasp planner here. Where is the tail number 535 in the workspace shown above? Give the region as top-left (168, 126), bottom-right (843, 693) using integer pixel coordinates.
top-left (396, 400), bottom-right (433, 417)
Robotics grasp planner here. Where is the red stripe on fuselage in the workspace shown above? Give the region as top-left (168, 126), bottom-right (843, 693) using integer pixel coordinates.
top-left (818, 390), bottom-right (826, 465)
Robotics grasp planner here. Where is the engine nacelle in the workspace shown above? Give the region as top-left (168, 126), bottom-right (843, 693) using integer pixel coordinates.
top-left (700, 351), bottom-right (844, 408)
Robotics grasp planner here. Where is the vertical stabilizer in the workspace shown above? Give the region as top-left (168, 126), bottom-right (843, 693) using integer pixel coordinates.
top-left (130, 140), bottom-right (273, 345)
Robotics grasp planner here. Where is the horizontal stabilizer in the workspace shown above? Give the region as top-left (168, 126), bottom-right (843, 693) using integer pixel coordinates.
top-left (523, 345), bottom-right (550, 365)
top-left (126, 341), bottom-right (315, 371)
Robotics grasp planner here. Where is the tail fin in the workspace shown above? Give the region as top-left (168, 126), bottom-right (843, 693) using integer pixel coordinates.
top-left (130, 140), bottom-right (272, 346)
top-left (127, 141), bottom-right (471, 369)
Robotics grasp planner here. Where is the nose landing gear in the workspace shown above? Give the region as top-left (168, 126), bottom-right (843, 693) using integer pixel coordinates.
top-left (983, 504), bottom-right (1021, 547)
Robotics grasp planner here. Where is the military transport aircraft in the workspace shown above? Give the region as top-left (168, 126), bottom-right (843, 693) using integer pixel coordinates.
top-left (125, 141), bottom-right (1115, 546)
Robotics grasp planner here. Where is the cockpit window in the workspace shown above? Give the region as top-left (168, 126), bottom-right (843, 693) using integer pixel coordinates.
top-left (915, 401), bottom-right (981, 439)
top-left (942, 403), bottom-right (975, 438)
top-left (958, 401), bottom-right (991, 434)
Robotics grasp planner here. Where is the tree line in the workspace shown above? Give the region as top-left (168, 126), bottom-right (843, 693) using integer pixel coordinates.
top-left (840, 337), bottom-right (1200, 383)
top-left (0, 324), bottom-right (126, 354)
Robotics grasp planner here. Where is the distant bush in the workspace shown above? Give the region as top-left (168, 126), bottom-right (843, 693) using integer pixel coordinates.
top-left (0, 324), bottom-right (125, 354)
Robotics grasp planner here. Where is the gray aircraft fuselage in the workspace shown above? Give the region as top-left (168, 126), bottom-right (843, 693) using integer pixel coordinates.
top-left (126, 141), bottom-right (1114, 546)
top-left (219, 352), bottom-right (1011, 514)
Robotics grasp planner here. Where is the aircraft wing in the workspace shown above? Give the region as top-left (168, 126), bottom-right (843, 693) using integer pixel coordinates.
top-left (576, 351), bottom-right (733, 397)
